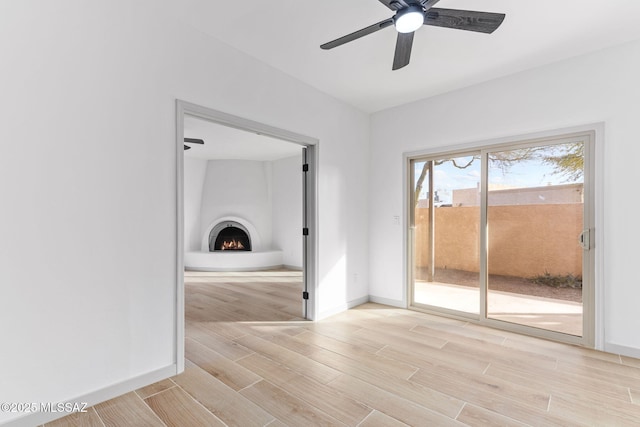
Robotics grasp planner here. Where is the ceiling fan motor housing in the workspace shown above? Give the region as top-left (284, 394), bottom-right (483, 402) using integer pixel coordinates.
top-left (393, 5), bottom-right (425, 33)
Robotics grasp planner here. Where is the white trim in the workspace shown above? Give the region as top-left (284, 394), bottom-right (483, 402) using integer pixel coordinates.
top-left (593, 122), bottom-right (606, 351)
top-left (305, 144), bottom-right (319, 321)
top-left (175, 100), bottom-right (185, 374)
top-left (185, 265), bottom-right (283, 272)
top-left (368, 295), bottom-right (405, 308)
top-left (404, 123), bottom-right (605, 160)
top-left (401, 155), bottom-right (410, 309)
top-left (179, 101), bottom-right (318, 146)
top-left (317, 296), bottom-right (370, 320)
top-left (176, 100), bottom-right (319, 321)
top-left (604, 342), bottom-right (640, 359)
top-left (3, 365), bottom-right (177, 427)
top-left (350, 295), bottom-right (370, 308)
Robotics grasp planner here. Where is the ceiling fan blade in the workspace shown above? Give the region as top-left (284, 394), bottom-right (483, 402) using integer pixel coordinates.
top-left (378, 0), bottom-right (441, 12)
top-left (184, 138), bottom-right (204, 144)
top-left (424, 8), bottom-right (505, 34)
top-left (420, 0), bottom-right (441, 10)
top-left (377, 0), bottom-right (406, 10)
top-left (321, 18), bottom-right (394, 50)
top-left (184, 145), bottom-right (191, 150)
top-left (392, 31), bottom-right (414, 70)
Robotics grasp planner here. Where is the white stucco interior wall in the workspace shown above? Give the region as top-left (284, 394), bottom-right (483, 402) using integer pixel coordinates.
top-left (0, 1), bottom-right (370, 424)
top-left (272, 154), bottom-right (304, 268)
top-left (369, 38), bottom-right (640, 357)
top-left (199, 160), bottom-right (273, 251)
top-left (183, 157), bottom-right (208, 251)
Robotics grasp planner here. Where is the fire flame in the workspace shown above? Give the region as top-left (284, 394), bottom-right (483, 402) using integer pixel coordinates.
top-left (220, 239), bottom-right (245, 250)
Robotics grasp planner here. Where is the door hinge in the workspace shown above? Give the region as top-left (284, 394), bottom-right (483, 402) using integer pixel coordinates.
top-left (302, 163), bottom-right (309, 172)
top-left (303, 227), bottom-right (309, 236)
top-left (303, 291), bottom-right (309, 300)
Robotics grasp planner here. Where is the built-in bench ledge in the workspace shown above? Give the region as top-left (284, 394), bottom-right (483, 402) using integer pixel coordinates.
top-left (184, 250), bottom-right (283, 272)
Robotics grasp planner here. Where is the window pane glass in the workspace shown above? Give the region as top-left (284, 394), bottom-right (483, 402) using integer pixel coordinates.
top-left (486, 142), bottom-right (584, 336)
top-left (413, 155), bottom-right (481, 314)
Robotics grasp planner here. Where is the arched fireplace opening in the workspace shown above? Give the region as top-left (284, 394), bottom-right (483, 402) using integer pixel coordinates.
top-left (209, 222), bottom-right (252, 252)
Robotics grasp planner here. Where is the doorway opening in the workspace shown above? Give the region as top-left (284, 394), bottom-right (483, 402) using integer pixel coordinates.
top-left (407, 128), bottom-right (596, 346)
top-left (175, 101), bottom-right (318, 371)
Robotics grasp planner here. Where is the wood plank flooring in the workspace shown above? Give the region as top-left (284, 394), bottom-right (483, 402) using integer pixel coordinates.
top-left (47, 270), bottom-right (640, 426)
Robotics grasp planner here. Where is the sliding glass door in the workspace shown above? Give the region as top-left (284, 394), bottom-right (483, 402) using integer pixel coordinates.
top-left (410, 153), bottom-right (481, 315)
top-left (485, 141), bottom-right (586, 336)
top-left (409, 131), bottom-right (594, 345)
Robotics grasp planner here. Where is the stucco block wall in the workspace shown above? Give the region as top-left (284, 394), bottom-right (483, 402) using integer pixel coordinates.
top-left (415, 204), bottom-right (583, 278)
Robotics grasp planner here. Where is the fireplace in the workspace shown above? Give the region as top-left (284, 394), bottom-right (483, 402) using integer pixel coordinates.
top-left (186, 217), bottom-right (282, 271)
top-left (209, 222), bottom-right (252, 252)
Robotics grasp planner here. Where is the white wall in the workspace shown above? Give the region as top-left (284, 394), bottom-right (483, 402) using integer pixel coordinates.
top-left (184, 157), bottom-right (207, 251)
top-left (187, 155), bottom-right (303, 267)
top-left (0, 1), bottom-right (369, 425)
top-left (369, 39), bottom-right (640, 357)
top-left (272, 154), bottom-right (303, 268)
top-left (199, 160), bottom-right (273, 251)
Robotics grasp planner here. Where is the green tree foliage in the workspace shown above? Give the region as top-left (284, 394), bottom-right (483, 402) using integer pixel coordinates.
top-left (539, 142), bottom-right (584, 182)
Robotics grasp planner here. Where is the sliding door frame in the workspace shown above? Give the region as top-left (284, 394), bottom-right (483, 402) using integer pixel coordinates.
top-left (404, 123), bottom-right (603, 348)
top-left (407, 148), bottom-right (482, 320)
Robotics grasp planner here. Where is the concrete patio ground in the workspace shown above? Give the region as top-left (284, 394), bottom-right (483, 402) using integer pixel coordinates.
top-left (414, 281), bottom-right (582, 336)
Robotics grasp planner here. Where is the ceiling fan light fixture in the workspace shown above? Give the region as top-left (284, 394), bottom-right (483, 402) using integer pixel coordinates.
top-left (394, 6), bottom-right (424, 33)
top-left (319, 2), bottom-right (505, 71)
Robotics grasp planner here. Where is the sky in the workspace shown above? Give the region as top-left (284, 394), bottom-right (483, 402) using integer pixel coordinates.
top-left (415, 151), bottom-right (582, 204)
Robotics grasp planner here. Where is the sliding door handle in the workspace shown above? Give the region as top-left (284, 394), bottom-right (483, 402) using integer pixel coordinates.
top-left (579, 229), bottom-right (591, 250)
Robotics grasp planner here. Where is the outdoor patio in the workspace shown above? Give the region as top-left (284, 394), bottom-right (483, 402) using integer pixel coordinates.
top-left (414, 280), bottom-right (582, 336)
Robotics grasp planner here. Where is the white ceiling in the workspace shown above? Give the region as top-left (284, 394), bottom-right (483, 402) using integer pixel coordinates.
top-left (164, 0), bottom-right (640, 113)
top-left (184, 115), bottom-right (303, 161)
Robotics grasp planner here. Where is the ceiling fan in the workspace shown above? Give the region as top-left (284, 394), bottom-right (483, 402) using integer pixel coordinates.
top-left (184, 138), bottom-right (204, 150)
top-left (320, 0), bottom-right (505, 70)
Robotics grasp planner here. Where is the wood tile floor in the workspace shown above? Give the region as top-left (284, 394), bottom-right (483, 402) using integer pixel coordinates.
top-left (47, 270), bottom-right (640, 426)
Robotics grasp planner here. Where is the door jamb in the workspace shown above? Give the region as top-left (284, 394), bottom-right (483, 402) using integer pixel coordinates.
top-left (175, 100), bottom-right (319, 373)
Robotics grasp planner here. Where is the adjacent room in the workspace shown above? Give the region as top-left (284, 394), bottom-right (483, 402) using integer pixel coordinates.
top-left (182, 114), bottom-right (305, 272)
top-left (3, 0), bottom-right (640, 426)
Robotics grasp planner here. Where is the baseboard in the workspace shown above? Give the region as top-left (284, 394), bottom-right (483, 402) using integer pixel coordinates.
top-left (348, 295), bottom-right (370, 309)
top-left (604, 342), bottom-right (640, 359)
top-left (185, 265), bottom-right (284, 272)
top-left (368, 295), bottom-right (406, 308)
top-left (2, 364), bottom-right (177, 427)
top-left (316, 295), bottom-right (369, 320)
